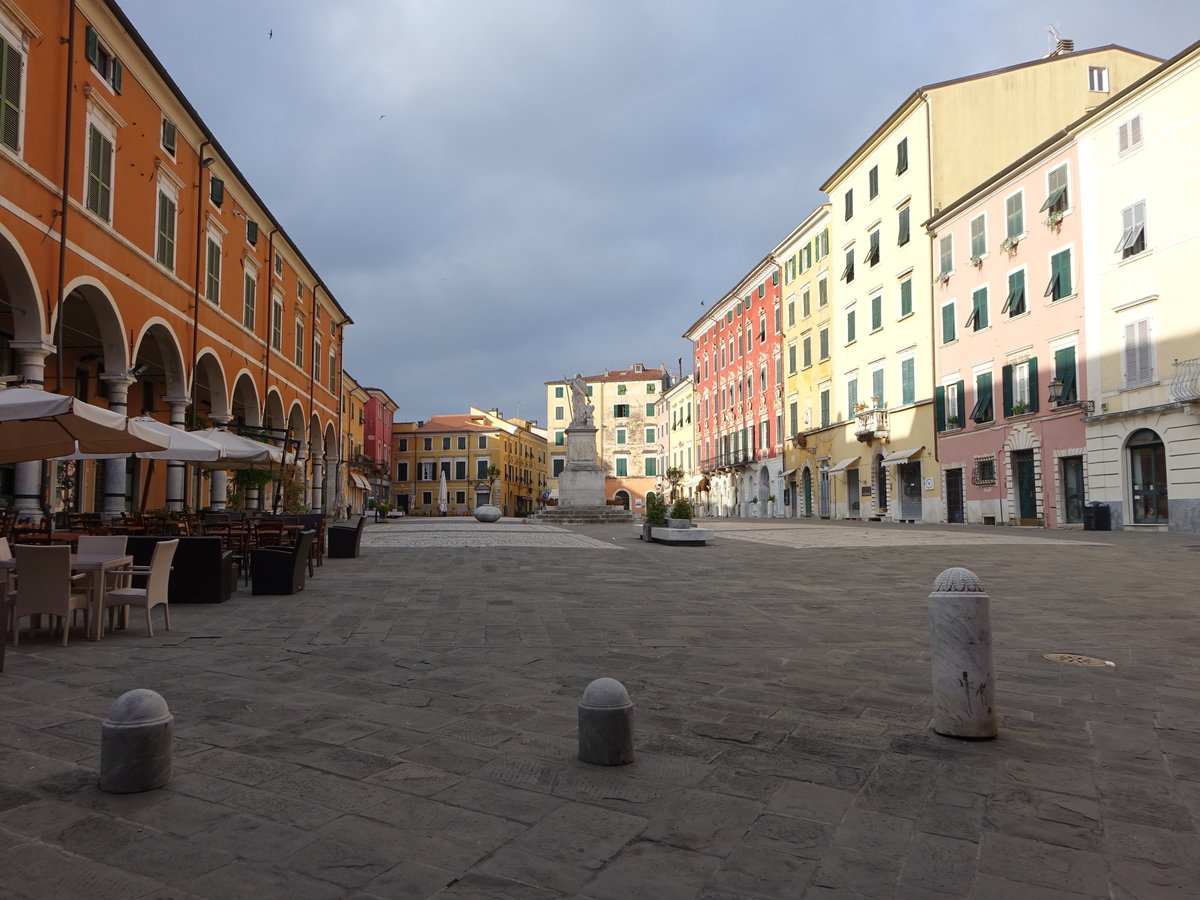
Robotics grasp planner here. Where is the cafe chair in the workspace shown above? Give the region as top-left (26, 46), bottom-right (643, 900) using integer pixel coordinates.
top-left (101, 539), bottom-right (177, 638)
top-left (10, 544), bottom-right (90, 647)
top-left (251, 530), bottom-right (316, 595)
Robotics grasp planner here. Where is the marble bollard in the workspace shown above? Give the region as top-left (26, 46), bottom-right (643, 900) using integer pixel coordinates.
top-left (578, 677), bottom-right (634, 766)
top-left (928, 567), bottom-right (996, 739)
top-left (99, 689), bottom-right (174, 793)
top-left (474, 505), bottom-right (501, 523)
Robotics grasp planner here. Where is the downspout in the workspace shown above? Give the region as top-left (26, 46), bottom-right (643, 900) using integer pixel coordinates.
top-left (922, 90), bottom-right (940, 468)
top-left (190, 140), bottom-right (210, 417)
top-left (262, 229), bottom-right (279, 511)
top-left (309, 283), bottom-right (321, 509)
top-left (53, 0), bottom-right (78, 393)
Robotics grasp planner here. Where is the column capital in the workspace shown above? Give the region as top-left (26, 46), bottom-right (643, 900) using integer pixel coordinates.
top-left (162, 395), bottom-right (191, 408)
top-left (9, 340), bottom-right (55, 357)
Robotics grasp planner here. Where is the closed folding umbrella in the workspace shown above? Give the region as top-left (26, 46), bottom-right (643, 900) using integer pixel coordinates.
top-left (438, 471), bottom-right (448, 514)
top-left (0, 388), bottom-right (169, 464)
top-left (190, 427), bottom-right (291, 469)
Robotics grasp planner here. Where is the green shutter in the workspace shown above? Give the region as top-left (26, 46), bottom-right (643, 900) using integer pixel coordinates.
top-left (111, 58), bottom-right (122, 93)
top-left (970, 372), bottom-right (993, 422)
top-left (846, 310), bottom-right (855, 343)
top-left (1002, 365), bottom-right (1013, 417)
top-left (934, 386), bottom-right (946, 431)
top-left (1, 37), bottom-right (22, 152)
top-left (210, 176), bottom-right (224, 206)
top-left (902, 358), bottom-right (915, 405)
top-left (1055, 346), bottom-right (1077, 404)
top-left (85, 26), bottom-right (99, 66)
top-left (872, 368), bottom-right (884, 406)
top-left (900, 279), bottom-right (912, 317)
top-left (645, 457), bottom-right (656, 476)
top-left (956, 380), bottom-right (966, 425)
top-left (942, 304), bottom-right (956, 343)
top-left (872, 295), bottom-right (882, 331)
top-left (247, 220), bottom-right (258, 245)
top-left (847, 379), bottom-right (857, 418)
top-left (1027, 358), bottom-right (1039, 413)
top-left (161, 119), bottom-right (177, 155)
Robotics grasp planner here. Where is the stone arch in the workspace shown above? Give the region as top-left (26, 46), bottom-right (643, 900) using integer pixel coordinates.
top-left (0, 222), bottom-right (46, 344)
top-left (323, 422), bottom-right (339, 513)
top-left (612, 489), bottom-right (630, 510)
top-left (262, 389), bottom-right (286, 433)
top-left (130, 319), bottom-right (187, 415)
top-left (1003, 422), bottom-right (1040, 453)
top-left (52, 277), bottom-right (128, 397)
top-left (758, 465), bottom-right (771, 506)
top-left (230, 371), bottom-right (261, 427)
top-left (192, 350), bottom-right (230, 424)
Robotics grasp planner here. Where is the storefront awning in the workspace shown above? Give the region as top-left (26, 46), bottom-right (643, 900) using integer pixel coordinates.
top-left (780, 467), bottom-right (799, 478)
top-left (880, 447), bottom-right (924, 466)
top-left (350, 472), bottom-right (371, 490)
top-left (826, 456), bottom-right (860, 474)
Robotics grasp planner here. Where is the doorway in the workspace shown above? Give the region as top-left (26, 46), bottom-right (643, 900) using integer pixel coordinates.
top-left (946, 467), bottom-right (965, 523)
top-left (1012, 450), bottom-right (1038, 524)
top-left (818, 467), bottom-right (830, 518)
top-left (846, 468), bottom-right (861, 518)
top-left (802, 469), bottom-right (813, 517)
top-left (874, 454), bottom-right (888, 516)
top-left (1128, 429), bottom-right (1168, 524)
top-left (897, 461), bottom-right (922, 521)
top-left (1061, 456), bottom-right (1084, 524)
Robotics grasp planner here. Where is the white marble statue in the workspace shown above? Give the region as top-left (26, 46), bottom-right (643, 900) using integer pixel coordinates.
top-left (565, 373), bottom-right (594, 427)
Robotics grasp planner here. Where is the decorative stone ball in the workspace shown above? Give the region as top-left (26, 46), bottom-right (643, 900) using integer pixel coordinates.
top-left (474, 505), bottom-right (501, 523)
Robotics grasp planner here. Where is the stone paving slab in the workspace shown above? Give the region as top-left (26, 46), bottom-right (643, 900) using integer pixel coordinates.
top-left (1, 516), bottom-right (1199, 898)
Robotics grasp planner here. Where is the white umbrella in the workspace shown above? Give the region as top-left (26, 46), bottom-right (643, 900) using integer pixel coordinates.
top-left (190, 427), bottom-right (291, 469)
top-left (438, 470), bottom-right (448, 514)
top-left (54, 417), bottom-right (226, 461)
top-left (0, 388), bottom-right (169, 464)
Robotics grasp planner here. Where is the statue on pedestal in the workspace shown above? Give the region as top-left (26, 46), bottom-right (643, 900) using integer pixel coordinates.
top-left (565, 374), bottom-right (594, 428)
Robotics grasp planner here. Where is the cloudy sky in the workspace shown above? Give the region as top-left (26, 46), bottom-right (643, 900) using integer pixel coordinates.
top-left (118, 0), bottom-right (1198, 425)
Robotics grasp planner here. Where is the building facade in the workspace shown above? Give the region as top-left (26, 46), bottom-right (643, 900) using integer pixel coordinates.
top-left (686, 260), bottom-right (785, 518)
top-left (341, 372), bottom-right (371, 515)
top-left (656, 374), bottom-right (696, 503)
top-left (393, 408), bottom-right (547, 517)
top-left (0, 0), bottom-right (353, 515)
top-left (363, 387), bottom-right (398, 506)
top-left (929, 137), bottom-right (1089, 528)
top-left (545, 364), bottom-right (669, 511)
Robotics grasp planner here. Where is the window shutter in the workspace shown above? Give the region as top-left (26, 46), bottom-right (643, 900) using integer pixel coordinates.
top-left (111, 58), bottom-right (122, 93)
top-left (846, 310), bottom-right (855, 343)
top-left (1130, 115), bottom-right (1142, 147)
top-left (1, 38), bottom-right (21, 152)
top-left (934, 386), bottom-right (946, 431)
top-left (161, 119), bottom-right (177, 155)
top-left (85, 26), bottom-right (99, 66)
top-left (902, 358), bottom-right (915, 404)
top-left (942, 304), bottom-right (955, 343)
top-left (86, 127), bottom-right (102, 212)
top-left (971, 372), bottom-right (993, 422)
top-left (1027, 358), bottom-right (1039, 413)
top-left (1002, 364), bottom-right (1013, 417)
top-left (210, 176), bottom-right (224, 206)
top-left (956, 380), bottom-right (966, 424)
top-left (1055, 346), bottom-right (1077, 404)
top-left (847, 379), bottom-right (857, 417)
top-left (1118, 121), bottom-right (1130, 153)
top-left (247, 220), bottom-right (258, 245)
top-left (872, 368), bottom-right (884, 406)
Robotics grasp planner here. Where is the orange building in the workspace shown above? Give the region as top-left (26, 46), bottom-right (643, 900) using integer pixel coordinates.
top-left (0, 1), bottom-right (353, 514)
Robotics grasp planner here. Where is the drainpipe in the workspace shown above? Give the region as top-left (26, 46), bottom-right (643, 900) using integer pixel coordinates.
top-left (309, 283), bottom-right (321, 509)
top-left (190, 140), bottom-right (211, 418)
top-left (922, 90), bottom-right (940, 468)
top-left (53, 0), bottom-right (78, 394)
top-left (262, 229), bottom-right (278, 404)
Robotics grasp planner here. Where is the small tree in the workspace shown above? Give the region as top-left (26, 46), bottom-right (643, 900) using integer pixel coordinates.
top-left (644, 492), bottom-right (668, 526)
top-left (669, 497), bottom-right (693, 520)
top-left (486, 465), bottom-right (501, 506)
top-left (665, 466), bottom-right (685, 500)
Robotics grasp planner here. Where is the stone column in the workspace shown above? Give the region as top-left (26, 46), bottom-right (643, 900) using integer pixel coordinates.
top-left (208, 415), bottom-right (231, 511)
top-left (310, 451), bottom-right (324, 512)
top-left (8, 341), bottom-right (53, 514)
top-left (163, 396), bottom-right (189, 511)
top-left (99, 374), bottom-right (136, 516)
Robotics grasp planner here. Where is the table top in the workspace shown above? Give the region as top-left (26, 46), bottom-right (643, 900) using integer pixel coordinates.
top-left (0, 553), bottom-right (132, 569)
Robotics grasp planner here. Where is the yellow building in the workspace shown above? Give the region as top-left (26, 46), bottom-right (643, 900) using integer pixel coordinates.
top-left (657, 374), bottom-right (696, 502)
top-left (818, 43), bottom-right (1160, 522)
top-left (393, 408), bottom-right (547, 516)
top-left (545, 364), bottom-right (670, 511)
top-left (775, 205), bottom-right (833, 517)
top-left (340, 372), bottom-right (371, 514)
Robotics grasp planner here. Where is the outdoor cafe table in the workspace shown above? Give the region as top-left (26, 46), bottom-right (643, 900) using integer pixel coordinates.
top-left (1, 553), bottom-right (133, 642)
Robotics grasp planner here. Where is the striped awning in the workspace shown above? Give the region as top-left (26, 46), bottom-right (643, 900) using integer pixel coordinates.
top-left (350, 472), bottom-right (371, 490)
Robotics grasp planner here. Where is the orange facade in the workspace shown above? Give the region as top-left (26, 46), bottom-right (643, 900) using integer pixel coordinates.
top-left (0, 1), bottom-right (353, 512)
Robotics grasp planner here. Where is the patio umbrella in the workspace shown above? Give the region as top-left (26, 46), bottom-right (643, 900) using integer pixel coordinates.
top-left (0, 388), bottom-right (169, 464)
top-left (54, 417), bottom-right (226, 462)
top-left (438, 470), bottom-right (448, 514)
top-left (189, 427), bottom-right (291, 469)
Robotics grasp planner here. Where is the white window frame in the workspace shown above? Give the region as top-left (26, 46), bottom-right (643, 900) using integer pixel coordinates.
top-left (1122, 317), bottom-right (1156, 389)
top-left (204, 230), bottom-right (222, 305)
top-left (154, 176), bottom-right (180, 271)
top-left (271, 291), bottom-right (283, 351)
top-left (969, 213), bottom-right (987, 261)
top-left (938, 234), bottom-right (953, 275)
top-left (944, 379), bottom-right (960, 426)
top-left (84, 112), bottom-right (117, 223)
top-left (274, 250), bottom-right (283, 277)
top-left (1088, 65), bottom-right (1109, 93)
top-left (1013, 359), bottom-right (1031, 408)
top-left (1118, 115), bottom-right (1144, 156)
top-left (0, 18), bottom-right (30, 157)
top-left (294, 315), bottom-right (305, 368)
top-left (1116, 201), bottom-right (1146, 258)
top-left (1005, 189), bottom-right (1025, 240)
top-left (241, 263), bottom-right (258, 331)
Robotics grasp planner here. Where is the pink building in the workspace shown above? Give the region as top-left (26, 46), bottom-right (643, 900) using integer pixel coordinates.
top-left (363, 387), bottom-right (399, 501)
top-left (928, 136), bottom-right (1090, 528)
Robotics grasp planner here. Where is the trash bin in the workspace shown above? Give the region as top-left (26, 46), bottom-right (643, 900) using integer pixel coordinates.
top-left (1083, 501), bottom-right (1111, 531)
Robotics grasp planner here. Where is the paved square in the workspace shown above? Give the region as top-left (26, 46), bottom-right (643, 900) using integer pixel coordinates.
top-left (1, 517), bottom-right (1198, 898)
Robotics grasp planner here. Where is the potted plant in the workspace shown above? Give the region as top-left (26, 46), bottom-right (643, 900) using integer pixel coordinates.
top-left (1010, 400), bottom-right (1029, 415)
top-left (1046, 209), bottom-right (1064, 230)
top-left (969, 255), bottom-right (983, 268)
top-left (999, 235), bottom-right (1019, 255)
top-left (666, 497), bottom-right (693, 529)
top-left (767, 494), bottom-right (777, 516)
top-left (946, 414), bottom-right (960, 428)
top-left (642, 492), bottom-right (668, 539)
top-left (934, 270), bottom-right (951, 285)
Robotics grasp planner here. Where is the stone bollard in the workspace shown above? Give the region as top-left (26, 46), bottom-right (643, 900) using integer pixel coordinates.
top-left (99, 689), bottom-right (174, 793)
top-left (578, 677), bottom-right (635, 766)
top-left (928, 567), bottom-right (997, 739)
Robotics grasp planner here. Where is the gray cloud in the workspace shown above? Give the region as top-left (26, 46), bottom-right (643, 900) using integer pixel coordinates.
top-left (119, 0), bottom-right (1199, 422)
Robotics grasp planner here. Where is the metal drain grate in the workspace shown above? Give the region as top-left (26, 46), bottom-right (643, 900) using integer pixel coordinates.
top-left (1043, 652), bottom-right (1112, 667)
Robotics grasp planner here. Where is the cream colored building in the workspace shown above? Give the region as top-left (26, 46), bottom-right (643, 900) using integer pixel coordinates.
top-left (819, 43), bottom-right (1160, 523)
top-left (657, 374), bottom-right (697, 502)
top-left (545, 364), bottom-right (670, 510)
top-left (1077, 40), bottom-right (1200, 531)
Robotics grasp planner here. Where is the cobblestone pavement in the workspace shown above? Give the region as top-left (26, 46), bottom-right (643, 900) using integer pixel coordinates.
top-left (1, 517), bottom-right (1198, 898)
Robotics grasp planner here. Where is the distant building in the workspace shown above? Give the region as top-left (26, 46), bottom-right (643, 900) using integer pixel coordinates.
top-left (341, 373), bottom-right (372, 514)
top-left (545, 364), bottom-right (672, 511)
top-left (657, 374), bottom-right (697, 502)
top-left (393, 408), bottom-right (547, 516)
top-left (363, 388), bottom-right (399, 505)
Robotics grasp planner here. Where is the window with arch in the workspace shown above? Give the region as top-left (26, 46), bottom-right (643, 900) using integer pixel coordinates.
top-left (1128, 429), bottom-right (1167, 524)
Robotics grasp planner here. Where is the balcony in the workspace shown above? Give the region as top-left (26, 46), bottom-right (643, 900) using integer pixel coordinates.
top-left (1170, 357), bottom-right (1200, 403)
top-left (855, 408), bottom-right (890, 443)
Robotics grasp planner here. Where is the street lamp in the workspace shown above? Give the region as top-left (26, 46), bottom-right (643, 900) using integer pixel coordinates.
top-left (1046, 377), bottom-right (1095, 415)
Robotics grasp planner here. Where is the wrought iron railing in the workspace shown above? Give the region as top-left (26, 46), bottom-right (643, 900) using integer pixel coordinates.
top-left (1170, 357), bottom-right (1200, 402)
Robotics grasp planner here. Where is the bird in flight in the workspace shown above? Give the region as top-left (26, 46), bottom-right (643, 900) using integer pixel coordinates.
top-left (268, 29), bottom-right (273, 39)
top-left (379, 115), bottom-right (386, 120)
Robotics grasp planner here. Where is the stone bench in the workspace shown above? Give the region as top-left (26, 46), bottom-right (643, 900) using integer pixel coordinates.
top-left (634, 525), bottom-right (715, 545)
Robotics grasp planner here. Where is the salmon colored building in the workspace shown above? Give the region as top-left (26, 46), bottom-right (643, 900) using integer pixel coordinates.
top-left (0, 0), bottom-right (352, 514)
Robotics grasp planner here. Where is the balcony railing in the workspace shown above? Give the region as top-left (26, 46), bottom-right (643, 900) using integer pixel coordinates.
top-left (854, 408), bottom-right (890, 443)
top-left (1170, 357), bottom-right (1200, 402)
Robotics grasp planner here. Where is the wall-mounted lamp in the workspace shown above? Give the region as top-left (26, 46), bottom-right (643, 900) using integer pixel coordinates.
top-left (129, 364), bottom-right (149, 377)
top-left (1047, 377), bottom-right (1095, 416)
top-left (201, 157), bottom-right (215, 168)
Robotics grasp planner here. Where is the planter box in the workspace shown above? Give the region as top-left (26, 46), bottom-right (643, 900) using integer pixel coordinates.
top-left (666, 518), bottom-right (694, 529)
top-left (635, 524), bottom-right (714, 545)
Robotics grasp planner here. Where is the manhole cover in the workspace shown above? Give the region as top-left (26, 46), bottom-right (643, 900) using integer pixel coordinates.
top-left (1043, 653), bottom-right (1111, 667)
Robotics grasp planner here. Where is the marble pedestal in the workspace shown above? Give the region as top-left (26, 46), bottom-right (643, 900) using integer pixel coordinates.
top-left (559, 426), bottom-right (605, 508)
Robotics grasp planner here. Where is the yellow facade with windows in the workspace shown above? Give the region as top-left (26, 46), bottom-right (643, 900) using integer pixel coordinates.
top-left (341, 372), bottom-right (371, 514)
top-left (818, 44), bottom-right (1160, 522)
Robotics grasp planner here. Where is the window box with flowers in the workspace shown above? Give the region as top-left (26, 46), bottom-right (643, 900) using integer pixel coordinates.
top-left (999, 236), bottom-right (1019, 255)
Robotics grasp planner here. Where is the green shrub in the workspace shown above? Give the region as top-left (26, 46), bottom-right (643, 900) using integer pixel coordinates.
top-left (644, 493), bottom-right (668, 525)
top-left (669, 497), bottom-right (694, 520)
